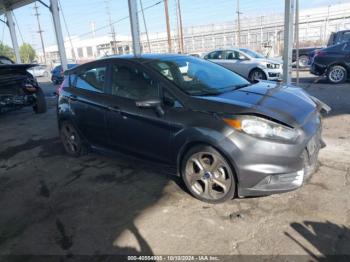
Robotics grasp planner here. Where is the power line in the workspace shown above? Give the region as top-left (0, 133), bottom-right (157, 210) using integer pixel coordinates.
top-left (71, 0), bottom-right (163, 40)
top-left (58, 0), bottom-right (77, 61)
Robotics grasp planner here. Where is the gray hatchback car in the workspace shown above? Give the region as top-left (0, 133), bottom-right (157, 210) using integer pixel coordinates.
top-left (58, 54), bottom-right (330, 203)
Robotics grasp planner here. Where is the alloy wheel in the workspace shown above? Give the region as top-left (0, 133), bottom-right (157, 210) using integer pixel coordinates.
top-left (329, 66), bottom-right (345, 83)
top-left (250, 69), bottom-right (266, 82)
top-left (60, 123), bottom-right (80, 155)
top-left (184, 151), bottom-right (232, 201)
top-left (298, 56), bottom-right (309, 68)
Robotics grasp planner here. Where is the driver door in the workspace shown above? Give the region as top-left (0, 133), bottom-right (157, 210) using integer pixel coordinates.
top-left (104, 61), bottom-right (176, 163)
top-left (220, 50), bottom-right (249, 78)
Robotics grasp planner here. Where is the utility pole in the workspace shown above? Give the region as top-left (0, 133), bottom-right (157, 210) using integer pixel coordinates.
top-left (128, 0), bottom-right (141, 57)
top-left (282, 0), bottom-right (295, 85)
top-left (295, 0), bottom-right (300, 85)
top-left (325, 5), bottom-right (331, 45)
top-left (139, 0), bottom-right (151, 53)
top-left (34, 2), bottom-right (46, 64)
top-left (90, 21), bottom-right (96, 38)
top-left (105, 0), bottom-right (117, 54)
top-left (260, 16), bottom-right (264, 49)
top-left (236, 0), bottom-right (241, 47)
top-left (164, 0), bottom-right (172, 53)
top-left (176, 0), bottom-right (184, 53)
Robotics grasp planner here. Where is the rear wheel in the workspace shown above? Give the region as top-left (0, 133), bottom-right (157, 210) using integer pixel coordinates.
top-left (327, 65), bottom-right (347, 84)
top-left (181, 145), bottom-right (236, 203)
top-left (60, 122), bottom-right (87, 157)
top-left (298, 55), bottom-right (310, 68)
top-left (33, 87), bottom-right (47, 114)
top-left (249, 68), bottom-right (267, 83)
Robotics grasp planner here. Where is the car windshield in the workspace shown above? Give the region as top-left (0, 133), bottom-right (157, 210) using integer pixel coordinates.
top-left (150, 56), bottom-right (250, 96)
top-left (239, 48), bottom-right (265, 59)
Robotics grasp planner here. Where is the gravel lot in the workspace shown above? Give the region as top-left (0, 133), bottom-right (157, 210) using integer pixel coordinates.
top-left (0, 73), bottom-right (349, 259)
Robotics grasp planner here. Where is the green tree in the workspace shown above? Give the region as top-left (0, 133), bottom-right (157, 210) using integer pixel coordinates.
top-left (20, 43), bottom-right (36, 63)
top-left (0, 43), bottom-right (15, 61)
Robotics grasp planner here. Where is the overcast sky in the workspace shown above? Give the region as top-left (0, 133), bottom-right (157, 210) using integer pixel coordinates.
top-left (0, 0), bottom-right (348, 51)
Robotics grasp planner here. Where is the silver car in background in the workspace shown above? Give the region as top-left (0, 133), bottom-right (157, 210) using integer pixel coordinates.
top-left (204, 48), bottom-right (283, 82)
top-left (27, 65), bottom-right (49, 78)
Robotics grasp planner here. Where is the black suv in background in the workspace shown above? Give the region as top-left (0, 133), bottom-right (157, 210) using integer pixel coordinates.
top-left (310, 42), bottom-right (350, 84)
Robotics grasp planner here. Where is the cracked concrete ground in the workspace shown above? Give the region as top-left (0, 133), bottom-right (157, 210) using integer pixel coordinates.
top-left (0, 74), bottom-right (349, 258)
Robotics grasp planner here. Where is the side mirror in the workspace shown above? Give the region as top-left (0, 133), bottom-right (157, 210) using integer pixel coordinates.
top-left (136, 99), bottom-right (165, 116)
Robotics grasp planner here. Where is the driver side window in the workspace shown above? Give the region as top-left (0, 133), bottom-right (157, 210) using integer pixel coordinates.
top-left (225, 51), bottom-right (247, 60)
top-left (110, 64), bottom-right (160, 100)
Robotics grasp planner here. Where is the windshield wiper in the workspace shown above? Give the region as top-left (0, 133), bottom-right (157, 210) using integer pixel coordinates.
top-left (233, 83), bottom-right (251, 90)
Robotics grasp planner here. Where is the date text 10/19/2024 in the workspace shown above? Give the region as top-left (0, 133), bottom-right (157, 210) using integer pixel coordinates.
top-left (128, 256), bottom-right (220, 261)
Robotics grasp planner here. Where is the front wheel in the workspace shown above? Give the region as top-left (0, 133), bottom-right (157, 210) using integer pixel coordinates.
top-left (249, 69), bottom-right (267, 83)
top-left (60, 122), bottom-right (87, 157)
top-left (327, 65), bottom-right (347, 84)
top-left (181, 145), bottom-right (236, 203)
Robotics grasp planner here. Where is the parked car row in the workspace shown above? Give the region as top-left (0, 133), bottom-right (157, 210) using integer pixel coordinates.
top-left (293, 29), bottom-right (350, 67)
top-left (0, 44), bottom-right (338, 204)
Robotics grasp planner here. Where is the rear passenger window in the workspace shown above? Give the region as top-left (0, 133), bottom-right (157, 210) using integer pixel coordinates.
top-left (75, 66), bottom-right (106, 93)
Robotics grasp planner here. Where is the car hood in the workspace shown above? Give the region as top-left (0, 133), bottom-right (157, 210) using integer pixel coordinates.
top-left (194, 81), bottom-right (321, 127)
top-left (0, 64), bottom-right (36, 91)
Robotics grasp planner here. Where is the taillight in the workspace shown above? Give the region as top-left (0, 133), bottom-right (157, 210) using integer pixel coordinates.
top-left (57, 81), bottom-right (64, 96)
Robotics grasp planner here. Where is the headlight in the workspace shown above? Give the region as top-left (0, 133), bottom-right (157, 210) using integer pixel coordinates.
top-left (266, 63), bottom-right (280, 69)
top-left (223, 115), bottom-right (299, 142)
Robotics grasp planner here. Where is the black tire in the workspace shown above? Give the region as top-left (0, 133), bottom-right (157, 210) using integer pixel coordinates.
top-left (59, 121), bottom-right (88, 157)
top-left (33, 87), bottom-right (47, 114)
top-left (181, 145), bottom-right (236, 204)
top-left (327, 65), bottom-right (347, 84)
top-left (249, 68), bottom-right (267, 83)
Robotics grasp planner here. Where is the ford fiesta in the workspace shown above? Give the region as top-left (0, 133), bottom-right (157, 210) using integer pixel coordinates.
top-left (57, 54), bottom-right (330, 203)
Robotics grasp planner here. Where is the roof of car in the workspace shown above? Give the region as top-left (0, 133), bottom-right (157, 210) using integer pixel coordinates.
top-left (103, 53), bottom-right (189, 61)
top-left (65, 53), bottom-right (192, 73)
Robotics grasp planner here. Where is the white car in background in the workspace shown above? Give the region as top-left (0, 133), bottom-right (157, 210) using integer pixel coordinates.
top-left (27, 65), bottom-right (49, 78)
top-left (204, 48), bottom-right (283, 82)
